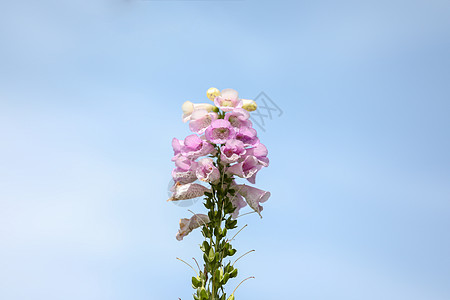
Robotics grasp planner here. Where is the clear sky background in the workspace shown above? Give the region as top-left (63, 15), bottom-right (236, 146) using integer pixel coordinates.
top-left (1, 0), bottom-right (450, 299)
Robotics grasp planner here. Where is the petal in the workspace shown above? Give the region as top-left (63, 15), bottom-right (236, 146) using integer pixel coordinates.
top-left (168, 182), bottom-right (210, 201)
top-left (221, 88), bottom-right (239, 100)
top-left (182, 101), bottom-right (194, 114)
top-left (176, 214), bottom-right (210, 241)
top-left (247, 173), bottom-right (257, 184)
top-left (230, 193), bottom-right (247, 219)
top-left (236, 184), bottom-right (271, 218)
top-left (242, 99), bottom-right (257, 112)
top-left (184, 134), bottom-right (203, 149)
top-left (190, 109), bottom-right (209, 120)
top-left (251, 143), bottom-right (268, 157)
top-left (227, 162), bottom-right (244, 178)
top-left (189, 112), bottom-right (217, 134)
top-left (172, 138), bottom-right (183, 155)
top-left (174, 156), bottom-right (193, 170)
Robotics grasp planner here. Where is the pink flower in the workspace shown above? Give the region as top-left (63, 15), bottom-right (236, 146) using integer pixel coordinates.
top-left (243, 143), bottom-right (269, 167)
top-left (214, 89), bottom-right (243, 112)
top-left (235, 126), bottom-right (259, 147)
top-left (176, 213), bottom-right (210, 241)
top-left (220, 140), bottom-right (246, 164)
top-left (224, 108), bottom-right (252, 128)
top-left (189, 109), bottom-right (218, 134)
top-left (168, 182), bottom-right (210, 201)
top-left (226, 155), bottom-right (262, 184)
top-left (196, 158), bottom-right (220, 183)
top-left (235, 184), bottom-right (271, 218)
top-left (172, 158), bottom-right (198, 184)
top-left (181, 134), bottom-right (215, 159)
top-left (205, 119), bottom-right (236, 144)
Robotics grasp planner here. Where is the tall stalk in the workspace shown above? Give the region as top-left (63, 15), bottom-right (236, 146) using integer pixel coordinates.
top-left (193, 151), bottom-right (239, 300)
top-left (169, 87), bottom-right (270, 300)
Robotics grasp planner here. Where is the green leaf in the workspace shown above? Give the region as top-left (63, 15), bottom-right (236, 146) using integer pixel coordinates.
top-left (214, 269), bottom-right (221, 283)
top-left (208, 248), bottom-right (215, 262)
top-left (201, 241), bottom-right (209, 252)
top-left (224, 262), bottom-right (232, 273)
top-left (221, 273), bottom-right (230, 284)
top-left (192, 276), bottom-right (201, 288)
top-left (199, 271), bottom-right (206, 281)
top-left (228, 248), bottom-right (237, 256)
top-left (230, 269), bottom-right (238, 278)
top-left (199, 287), bottom-right (208, 300)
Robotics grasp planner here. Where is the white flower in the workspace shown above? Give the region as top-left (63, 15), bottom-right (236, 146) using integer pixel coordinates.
top-left (235, 184), bottom-right (270, 218)
top-left (168, 182), bottom-right (210, 201)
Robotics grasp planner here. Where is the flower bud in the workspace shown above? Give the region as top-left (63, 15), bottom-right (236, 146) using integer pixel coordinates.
top-left (242, 99), bottom-right (257, 111)
top-left (182, 101), bottom-right (195, 115)
top-left (206, 87), bottom-right (221, 101)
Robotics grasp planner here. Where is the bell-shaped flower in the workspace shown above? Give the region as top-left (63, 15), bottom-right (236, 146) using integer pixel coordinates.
top-left (176, 213), bottom-right (210, 241)
top-left (189, 109), bottom-right (218, 134)
top-left (235, 126), bottom-right (259, 147)
top-left (182, 101), bottom-right (218, 123)
top-left (229, 193), bottom-right (247, 219)
top-left (214, 89), bottom-right (243, 112)
top-left (168, 182), bottom-right (210, 201)
top-left (242, 99), bottom-right (257, 112)
top-left (220, 140), bottom-right (246, 164)
top-left (205, 119), bottom-right (236, 144)
top-left (226, 155), bottom-right (262, 184)
top-left (181, 134), bottom-right (215, 159)
top-left (235, 184), bottom-right (270, 218)
top-left (224, 108), bottom-right (252, 129)
top-left (244, 143), bottom-right (269, 167)
top-left (172, 157), bottom-right (198, 184)
top-left (196, 158), bottom-right (220, 183)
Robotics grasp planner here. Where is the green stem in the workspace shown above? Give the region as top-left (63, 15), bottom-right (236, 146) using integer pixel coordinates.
top-left (197, 136), bottom-right (240, 300)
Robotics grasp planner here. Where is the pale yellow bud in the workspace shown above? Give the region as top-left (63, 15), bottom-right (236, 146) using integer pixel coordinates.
top-left (181, 101), bottom-right (195, 115)
top-left (242, 99), bottom-right (257, 112)
top-left (206, 87), bottom-right (221, 101)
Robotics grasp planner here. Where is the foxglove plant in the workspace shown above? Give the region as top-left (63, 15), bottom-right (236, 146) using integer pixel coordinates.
top-left (168, 87), bottom-right (270, 300)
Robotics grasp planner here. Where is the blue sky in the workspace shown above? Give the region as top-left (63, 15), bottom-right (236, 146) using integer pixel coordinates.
top-left (1, 0), bottom-right (450, 299)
